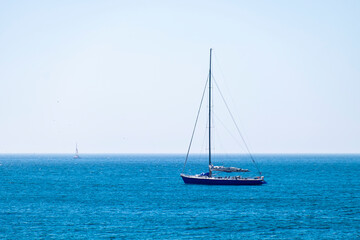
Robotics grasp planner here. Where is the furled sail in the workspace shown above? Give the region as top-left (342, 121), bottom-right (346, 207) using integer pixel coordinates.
top-left (210, 165), bottom-right (249, 173)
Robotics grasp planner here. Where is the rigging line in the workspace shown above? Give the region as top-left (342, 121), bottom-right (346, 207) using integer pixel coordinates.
top-left (213, 53), bottom-right (234, 102)
top-left (213, 122), bottom-right (229, 160)
top-left (213, 52), bottom-right (245, 129)
top-left (214, 129), bottom-right (234, 169)
top-left (201, 116), bottom-right (209, 154)
top-left (213, 53), bottom-right (256, 163)
top-left (213, 112), bottom-right (247, 153)
top-left (182, 76), bottom-right (209, 173)
top-left (213, 78), bottom-right (262, 176)
top-left (201, 114), bottom-right (210, 165)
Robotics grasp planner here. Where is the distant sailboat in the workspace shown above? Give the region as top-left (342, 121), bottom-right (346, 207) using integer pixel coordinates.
top-left (180, 48), bottom-right (266, 185)
top-left (73, 143), bottom-right (80, 159)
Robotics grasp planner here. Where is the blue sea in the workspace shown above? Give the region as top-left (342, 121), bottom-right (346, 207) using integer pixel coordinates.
top-left (1, 154), bottom-right (359, 239)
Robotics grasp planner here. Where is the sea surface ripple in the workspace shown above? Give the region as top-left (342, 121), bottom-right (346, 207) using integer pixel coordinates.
top-left (0, 154), bottom-right (359, 239)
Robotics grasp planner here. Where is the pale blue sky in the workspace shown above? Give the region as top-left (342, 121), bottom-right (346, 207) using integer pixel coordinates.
top-left (0, 0), bottom-right (359, 153)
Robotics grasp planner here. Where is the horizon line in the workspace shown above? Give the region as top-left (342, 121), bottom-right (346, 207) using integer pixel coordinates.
top-left (0, 152), bottom-right (359, 155)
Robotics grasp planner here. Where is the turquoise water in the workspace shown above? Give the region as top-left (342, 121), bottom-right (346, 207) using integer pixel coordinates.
top-left (1, 154), bottom-right (359, 239)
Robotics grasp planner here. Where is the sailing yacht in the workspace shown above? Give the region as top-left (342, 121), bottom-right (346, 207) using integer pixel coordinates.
top-left (180, 49), bottom-right (266, 185)
top-left (73, 143), bottom-right (80, 159)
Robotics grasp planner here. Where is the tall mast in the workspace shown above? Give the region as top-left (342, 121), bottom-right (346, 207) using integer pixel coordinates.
top-left (208, 48), bottom-right (212, 176)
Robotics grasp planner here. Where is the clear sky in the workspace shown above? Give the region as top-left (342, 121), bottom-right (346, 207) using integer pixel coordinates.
top-left (0, 0), bottom-right (359, 154)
